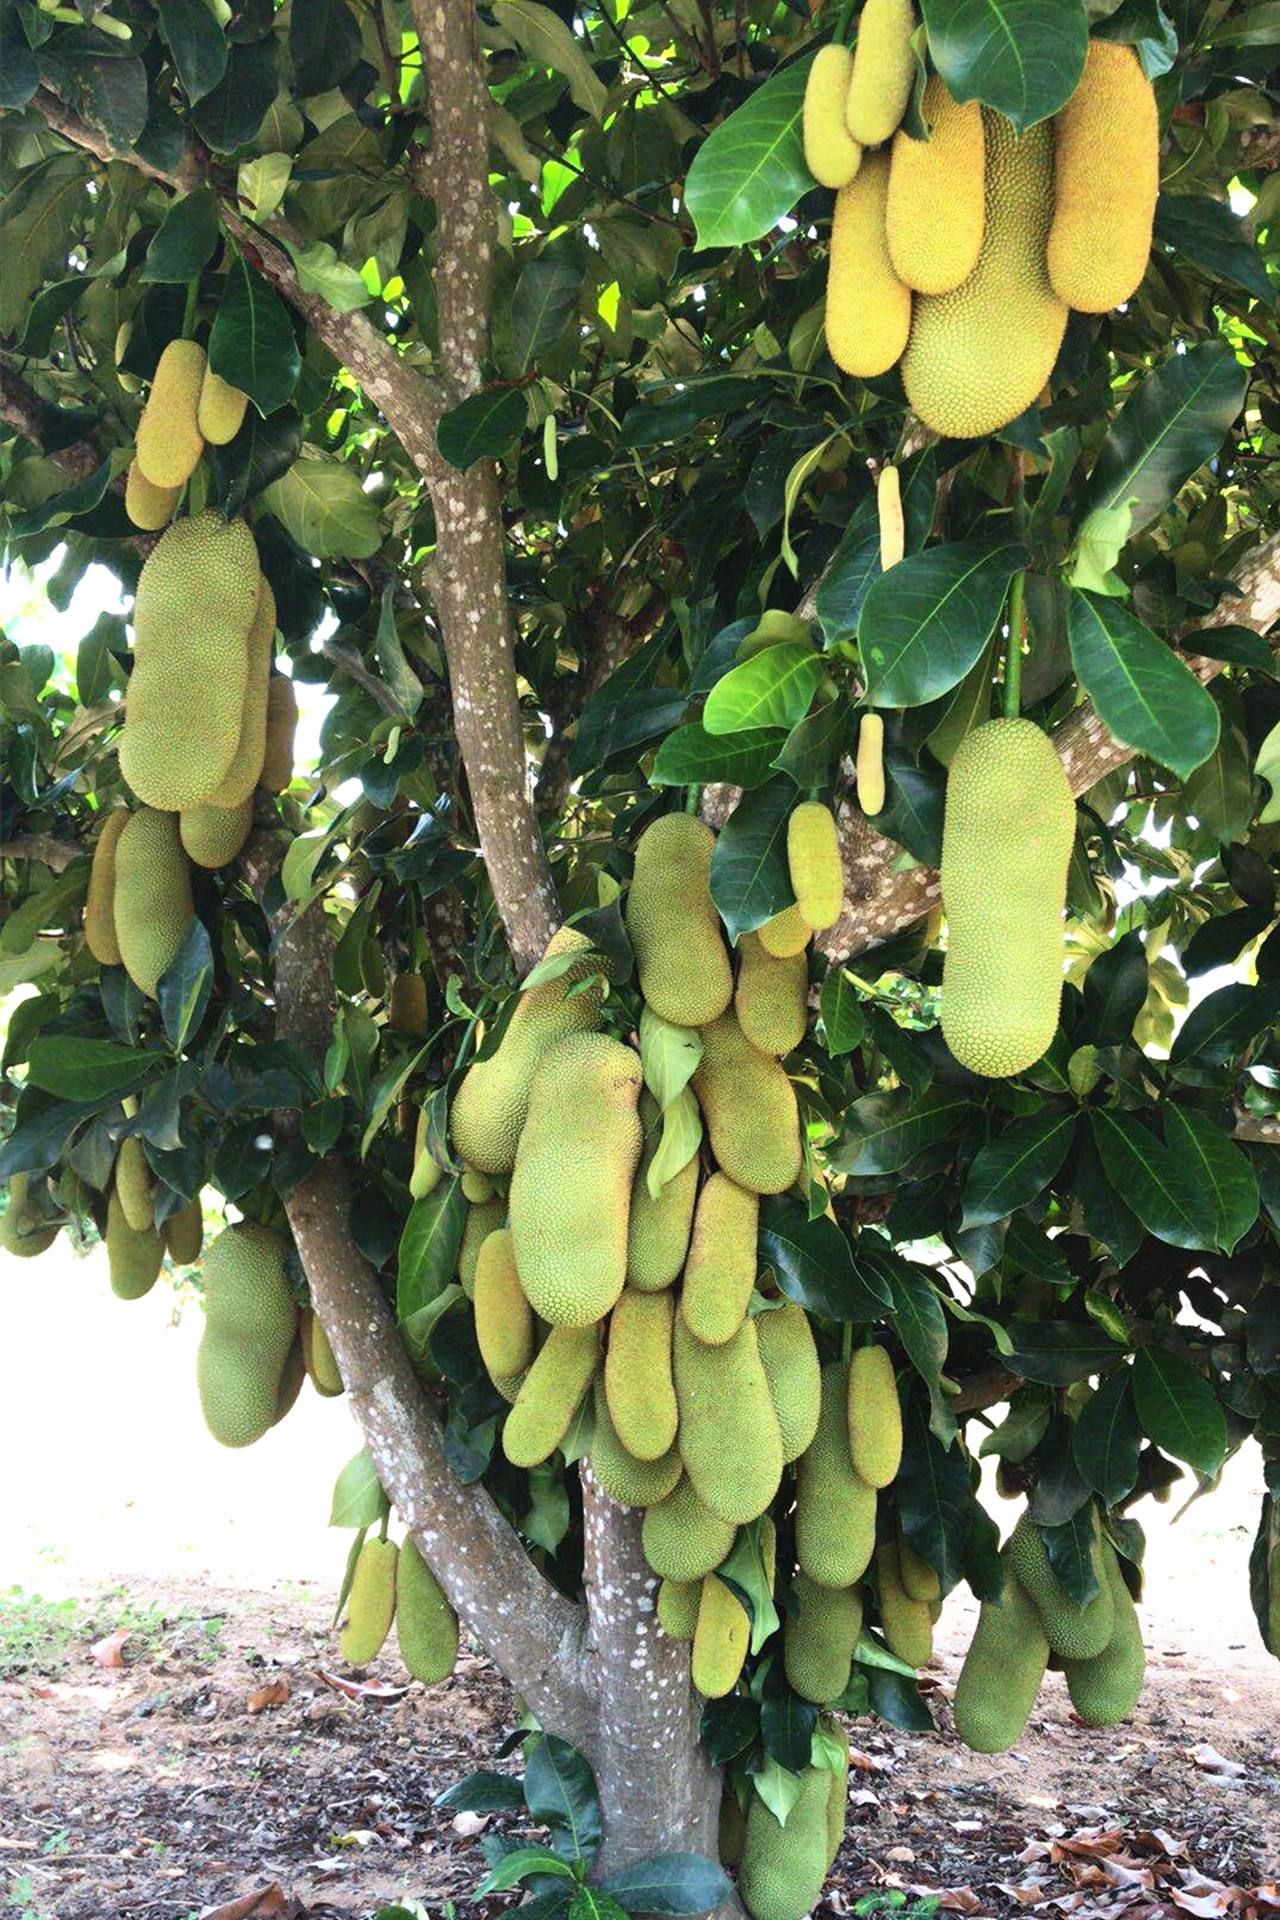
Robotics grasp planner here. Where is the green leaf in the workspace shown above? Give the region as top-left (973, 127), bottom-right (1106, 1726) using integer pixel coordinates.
top-left (140, 186), bottom-right (221, 282)
top-left (1082, 930), bottom-right (1149, 1045)
top-left (772, 698), bottom-right (846, 790)
top-left (282, 238), bottom-right (374, 312)
top-left (1089, 1108), bottom-right (1224, 1253)
top-left (858, 539), bottom-right (1026, 709)
top-left (262, 451), bottom-right (382, 560)
top-left (639, 1007), bottom-right (702, 1111)
top-left (886, 1258), bottom-right (949, 1402)
top-left (397, 1177), bottom-right (467, 1319)
top-left (1079, 343), bottom-right (1249, 538)
top-left (477, 1848), bottom-right (577, 1897)
top-left (1132, 1346), bottom-right (1227, 1477)
top-left (648, 1085), bottom-right (702, 1196)
top-left (650, 722), bottom-right (782, 789)
top-left (918, 0), bottom-right (1088, 132)
top-left (1163, 1105), bottom-right (1259, 1255)
top-left (600, 1855), bottom-right (733, 1917)
top-left (760, 1659), bottom-right (818, 1771)
top-left (1004, 1320), bottom-right (1126, 1386)
top-left (831, 1089), bottom-right (973, 1177)
top-left (1154, 194), bottom-right (1274, 303)
top-left (1255, 716), bottom-right (1280, 826)
top-left (524, 1734), bottom-right (603, 1866)
top-left (0, 866), bottom-right (88, 956)
top-left (896, 1394), bottom-right (973, 1592)
top-left (433, 1770), bottom-right (527, 1813)
top-left (502, 253), bottom-right (583, 375)
top-left (158, 917), bottom-right (214, 1052)
top-left (1170, 981), bottom-right (1280, 1066)
top-left (374, 580), bottom-right (424, 719)
top-left (1182, 624), bottom-right (1279, 680)
top-left (436, 385), bottom-right (528, 471)
top-left (960, 1111), bottom-right (1075, 1230)
top-left (702, 643), bottom-right (823, 738)
top-left (874, 726), bottom-right (947, 867)
top-left (156, 0), bottom-right (229, 103)
top-left (819, 970), bottom-right (864, 1057)
top-left (208, 254), bottom-right (300, 415)
top-left (493, 0), bottom-right (608, 119)
top-left (759, 1203), bottom-right (890, 1322)
top-left (570, 1891), bottom-right (629, 1920)
top-left (188, 39), bottom-right (278, 154)
top-left (7, 457), bottom-right (115, 538)
top-left (329, 1448), bottom-right (389, 1527)
top-left (1067, 591), bottom-right (1220, 780)
top-left (16, 273), bottom-right (98, 357)
top-left (25, 1036), bottom-right (166, 1103)
top-left (685, 55), bottom-right (814, 250)
top-left (289, 0), bottom-right (362, 95)
top-left (1073, 1368), bottom-right (1141, 1506)
top-left (719, 1518), bottom-right (781, 1653)
top-left (708, 776), bottom-right (794, 941)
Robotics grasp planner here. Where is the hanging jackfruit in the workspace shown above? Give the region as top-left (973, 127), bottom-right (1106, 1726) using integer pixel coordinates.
top-left (606, 1288), bottom-right (679, 1460)
top-left (627, 1095), bottom-right (699, 1291)
top-left (206, 576), bottom-right (276, 809)
top-left (897, 1530), bottom-right (940, 1605)
top-left (625, 814), bottom-right (733, 1027)
top-left (125, 460), bottom-right (179, 532)
top-left (260, 676), bottom-right (297, 791)
top-left (784, 1573), bottom-right (862, 1703)
top-left (692, 1574), bottom-right (750, 1698)
top-left (845, 0), bottom-right (915, 146)
top-left (803, 43), bottom-right (862, 189)
top-left (163, 1195), bottom-right (203, 1265)
top-left (796, 1363), bottom-right (876, 1587)
top-left (197, 366), bottom-right (250, 445)
top-left (846, 1343), bottom-right (902, 1488)
top-left (180, 796), bottom-right (253, 869)
top-left (1008, 1512), bottom-right (1115, 1659)
top-left (673, 1315), bottom-right (783, 1525)
top-left (502, 1324), bottom-right (598, 1468)
top-left (84, 807), bottom-right (129, 966)
top-left (902, 112), bottom-right (1067, 438)
top-left (641, 1475), bottom-right (736, 1582)
top-left (474, 1228), bottom-right (534, 1383)
top-left (887, 77), bottom-right (986, 293)
top-left (736, 933), bottom-right (807, 1059)
top-left (458, 1194), bottom-right (505, 1299)
top-left (825, 153), bottom-right (912, 378)
top-left (758, 905), bottom-right (811, 959)
top-left (450, 926), bottom-right (604, 1175)
top-left (396, 1537), bottom-right (459, 1685)
top-left (300, 1307), bottom-right (344, 1395)
top-left (680, 1172), bottom-right (758, 1347)
top-left (739, 1767), bottom-right (831, 1920)
top-left (692, 1013), bottom-right (801, 1196)
top-left (135, 338), bottom-right (206, 489)
top-left (509, 1033), bottom-right (642, 1326)
top-left (878, 464), bottom-right (904, 571)
top-left (113, 808), bottom-right (194, 999)
top-left (341, 1536), bottom-right (398, 1665)
top-left (876, 1539), bottom-right (932, 1667)
top-left (0, 1174), bottom-right (59, 1259)
top-left (115, 1135), bottom-right (154, 1233)
top-left (1047, 39), bottom-right (1158, 313)
top-left (657, 1576), bottom-right (701, 1641)
top-left (756, 1303), bottom-right (821, 1462)
top-left (952, 1557), bottom-right (1049, 1752)
top-left (788, 802), bottom-right (843, 932)
top-left (939, 719), bottom-right (1075, 1077)
top-left (856, 713), bottom-right (886, 817)
top-left (589, 1377), bottom-right (683, 1508)
top-left (1062, 1548), bottom-right (1145, 1726)
top-left (105, 1187), bottom-right (164, 1297)
top-left (196, 1223), bottom-right (297, 1448)
top-left (390, 973), bottom-right (429, 1036)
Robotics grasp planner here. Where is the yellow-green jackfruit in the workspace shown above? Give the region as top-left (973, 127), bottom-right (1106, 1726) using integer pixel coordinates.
top-left (692, 1013), bottom-right (801, 1197)
top-left (396, 1537), bottom-right (459, 1685)
top-left (952, 1557), bottom-right (1049, 1752)
top-left (825, 153), bottom-right (912, 379)
top-left (410, 1111), bottom-right (444, 1201)
top-left (846, 0), bottom-right (915, 146)
top-left (784, 1573), bottom-right (862, 1703)
top-left (163, 1196), bottom-right (203, 1265)
top-left (0, 1174), bottom-right (59, 1259)
top-left (121, 512), bottom-right (259, 811)
top-left (673, 1314), bottom-right (783, 1524)
top-left (502, 1324), bottom-right (598, 1468)
top-left (796, 1363), bottom-right (877, 1587)
top-left (589, 1377), bottom-right (683, 1508)
top-left (846, 1343), bottom-right (901, 1488)
top-left (390, 973), bottom-right (429, 1037)
top-left (196, 1223), bottom-right (297, 1448)
top-left (757, 1303), bottom-right (821, 1462)
top-left (1063, 1548), bottom-right (1145, 1726)
top-left (180, 796), bottom-right (253, 869)
top-left (1047, 40), bottom-right (1158, 313)
top-left (450, 926), bottom-right (605, 1175)
top-left (206, 576), bottom-right (276, 809)
top-left (804, 44), bottom-right (862, 189)
top-left (106, 1186), bottom-right (163, 1298)
top-left (113, 808), bottom-right (194, 999)
top-left (474, 1228), bottom-right (535, 1383)
top-left (887, 77), bottom-right (986, 293)
top-left (1008, 1512), bottom-right (1114, 1659)
top-left (736, 933), bottom-right (807, 1059)
top-left (939, 719), bottom-right (1075, 1077)
top-left (902, 112), bottom-right (1067, 438)
top-left (457, 1195), bottom-right (505, 1299)
top-left (657, 1576), bottom-right (701, 1641)
top-left (125, 459), bottom-right (179, 532)
top-left (625, 814), bottom-right (733, 1027)
top-left (341, 1536), bottom-right (398, 1665)
top-left (822, 1714), bottom-right (850, 1866)
top-left (300, 1307), bottom-right (344, 1395)
top-left (85, 807), bottom-right (130, 966)
top-left (758, 905), bottom-right (811, 959)
top-left (135, 338), bottom-right (206, 489)
top-left (260, 675), bottom-right (297, 791)
top-left (641, 1475), bottom-right (736, 1582)
top-left (876, 1539), bottom-right (932, 1667)
top-left (509, 1033), bottom-right (642, 1326)
top-left (115, 1135), bottom-right (154, 1233)
top-left (692, 1573), bottom-right (750, 1698)
top-left (627, 1097), bottom-right (699, 1291)
top-left (856, 713), bottom-right (886, 817)
top-left (680, 1172), bottom-right (758, 1347)
top-left (739, 1767), bottom-right (831, 1920)
top-left (878, 465), bottom-right (904, 571)
top-left (606, 1288), bottom-right (678, 1460)
top-left (788, 802), bottom-right (843, 932)
top-left (197, 367), bottom-right (250, 445)
top-left (897, 1530), bottom-right (940, 1605)
top-left (459, 1163), bottom-right (495, 1203)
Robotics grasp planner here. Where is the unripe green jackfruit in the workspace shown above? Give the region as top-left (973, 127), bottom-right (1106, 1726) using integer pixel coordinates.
top-left (0, 1174), bottom-right (59, 1259)
top-left (673, 1314), bottom-right (783, 1525)
top-left (796, 1363), bottom-right (876, 1587)
top-left (692, 1573), bottom-right (749, 1698)
top-left (845, 0), bottom-right (915, 146)
top-left (757, 1303), bottom-right (821, 1462)
top-left (474, 1228), bottom-right (535, 1383)
top-left (627, 1097), bottom-right (699, 1291)
top-left (876, 1539), bottom-right (932, 1667)
top-left (846, 1343), bottom-right (901, 1489)
top-left (125, 460), bottom-right (179, 532)
top-left (788, 802), bottom-right (843, 932)
top-left (135, 338), bottom-right (206, 489)
top-left (1063, 1547), bottom-right (1145, 1726)
top-left (260, 676), bottom-right (297, 792)
top-left (113, 808), bottom-right (194, 999)
top-left (390, 973), bottom-right (429, 1037)
top-left (606, 1288), bottom-right (678, 1460)
top-left (784, 1573), bottom-right (862, 1703)
top-left (106, 1186), bottom-right (163, 1298)
top-left (396, 1537), bottom-right (459, 1685)
top-left (939, 719), bottom-right (1074, 1077)
top-left (196, 1223), bottom-right (297, 1448)
top-left (300, 1307), bottom-right (344, 1395)
top-left (897, 1530), bottom-right (940, 1604)
top-left (657, 1576), bottom-right (701, 1641)
top-left (825, 154), bottom-right (912, 379)
top-left (341, 1536), bottom-right (398, 1665)
top-left (804, 44), bottom-right (862, 190)
top-left (641, 1475), bottom-right (736, 1582)
top-left (502, 1324), bottom-right (598, 1467)
top-left (680, 1172), bottom-right (758, 1347)
top-left (736, 934), bottom-right (807, 1059)
top-left (952, 1557), bottom-right (1048, 1752)
top-left (887, 78), bottom-right (986, 294)
top-left (1047, 40), bottom-right (1158, 313)
top-left (84, 807), bottom-right (129, 966)
top-left (450, 926), bottom-right (604, 1175)
top-left (758, 905), bottom-right (811, 959)
top-left (206, 576), bottom-right (276, 809)
top-left (589, 1377), bottom-right (683, 1508)
top-left (180, 796), bottom-right (253, 869)
top-left (115, 1135), bottom-right (154, 1233)
top-left (1008, 1512), bottom-right (1114, 1659)
top-left (509, 1033), bottom-right (642, 1326)
top-left (625, 814), bottom-right (733, 1027)
top-left (197, 366), bottom-right (250, 445)
top-left (693, 1013), bottom-right (801, 1196)
top-left (739, 1768), bottom-right (831, 1920)
top-left (457, 1195), bottom-right (505, 1300)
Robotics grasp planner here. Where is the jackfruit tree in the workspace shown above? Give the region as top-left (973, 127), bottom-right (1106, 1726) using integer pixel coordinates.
top-left (1, 3), bottom-right (1279, 1916)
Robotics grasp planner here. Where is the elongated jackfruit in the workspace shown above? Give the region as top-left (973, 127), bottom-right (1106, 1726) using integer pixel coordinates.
top-left (341, 1536), bottom-right (398, 1665)
top-left (693, 1013), bottom-right (801, 1196)
top-left (85, 808), bottom-right (130, 965)
top-left (673, 1314), bottom-right (783, 1525)
top-left (162, 1196), bottom-right (202, 1264)
top-left (509, 1033), bottom-right (642, 1326)
top-left (1008, 1512), bottom-right (1114, 1659)
top-left (589, 1377), bottom-right (683, 1508)
top-left (135, 338), bottom-right (206, 489)
top-left (939, 719), bottom-right (1075, 1077)
top-left (692, 1573), bottom-right (750, 1698)
top-left (627, 1097), bottom-right (699, 1291)
top-left (625, 814), bottom-right (733, 1027)
top-left (390, 973), bottom-right (429, 1037)
top-left (641, 1475), bottom-right (736, 1582)
top-left (606, 1288), bottom-right (678, 1460)
top-left (680, 1172), bottom-right (758, 1347)
top-left (897, 1530), bottom-right (940, 1604)
top-left (196, 1223), bottom-right (297, 1448)
top-left (804, 44), bottom-right (862, 190)
top-left (410, 1111), bottom-right (444, 1202)
top-left (115, 1135), bottom-right (153, 1233)
top-left (1063, 1548), bottom-right (1145, 1726)
top-left (181, 796), bottom-right (253, 869)
top-left (757, 1303), bottom-right (821, 1461)
top-left (876, 1539), bottom-right (932, 1667)
top-left (826, 153), bottom-right (912, 379)
top-left (784, 1573), bottom-right (862, 1703)
top-left (758, 904), bottom-right (811, 959)
top-left (396, 1537), bottom-right (458, 1685)
top-left (300, 1307), bottom-right (344, 1395)
top-left (846, 0), bottom-right (915, 146)
top-left (1047, 40), bottom-right (1158, 313)
top-left (856, 713), bottom-right (886, 817)
top-left (197, 367), bottom-right (250, 445)
top-left (474, 1228), bottom-right (534, 1383)
top-left (502, 1324), bottom-right (598, 1467)
top-left (105, 1187), bottom-right (163, 1296)
top-left (952, 1558), bottom-right (1049, 1752)
top-left (847, 1343), bottom-right (901, 1488)
top-left (739, 1767), bottom-right (831, 1920)
top-left (878, 465), bottom-right (904, 571)
top-left (657, 1576), bottom-right (701, 1641)
top-left (736, 933), bottom-right (807, 1059)
top-left (113, 808), bottom-right (194, 999)
top-left (796, 1363), bottom-right (877, 1587)
top-left (788, 802), bottom-right (843, 932)
top-left (450, 926), bottom-right (604, 1175)
top-left (260, 676), bottom-right (297, 791)
top-left (125, 459), bottom-right (179, 532)
top-left (887, 78), bottom-right (986, 293)
top-left (121, 513), bottom-right (259, 811)
top-left (902, 113), bottom-right (1067, 438)
top-left (458, 1195), bottom-right (505, 1299)
top-left (0, 1174), bottom-right (59, 1259)
top-left (206, 576), bottom-right (276, 809)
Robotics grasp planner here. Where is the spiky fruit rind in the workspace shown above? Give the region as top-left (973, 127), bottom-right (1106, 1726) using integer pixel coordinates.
top-left (396, 1537), bottom-right (459, 1685)
top-left (826, 154), bottom-right (912, 379)
top-left (758, 904), bottom-right (811, 958)
top-left (680, 1172), bottom-right (758, 1347)
top-left (887, 78), bottom-right (986, 293)
top-left (1008, 1513), bottom-right (1115, 1659)
top-left (845, 0), bottom-right (915, 146)
top-left (788, 803), bottom-right (843, 932)
top-left (180, 796), bottom-right (253, 869)
top-left (125, 460), bottom-right (179, 532)
top-left (796, 1363), bottom-right (877, 1587)
top-left (641, 1475), bottom-right (736, 1583)
top-left (162, 1197), bottom-right (202, 1264)
top-left (674, 1314), bottom-right (784, 1525)
top-left (502, 1324), bottom-right (598, 1468)
top-left (197, 367), bottom-right (250, 445)
top-left (804, 44), bottom-right (862, 189)
top-left (474, 1228), bottom-right (535, 1382)
top-left (606, 1288), bottom-right (678, 1459)
top-left (625, 814), bottom-right (733, 1027)
top-left (135, 338), bottom-right (206, 488)
top-left (784, 1573), bottom-right (862, 1704)
top-left (736, 933), bottom-right (807, 1058)
top-left (106, 1186), bottom-right (163, 1298)
top-left (0, 1174), bottom-right (59, 1259)
top-left (261, 676), bottom-right (297, 791)
top-left (739, 1767), bottom-right (831, 1920)
top-left (341, 1537), bottom-right (398, 1665)
top-left (116, 1135), bottom-right (154, 1233)
top-left (390, 974), bottom-right (429, 1037)
top-left (847, 1343), bottom-right (902, 1488)
top-left (657, 1577), bottom-right (701, 1641)
top-left (457, 1195), bottom-right (505, 1300)
top-left (85, 808), bottom-right (129, 965)
top-left (196, 1223), bottom-right (297, 1448)
top-left (589, 1377), bottom-right (683, 1508)
top-left (897, 1531), bottom-right (941, 1604)
top-left (876, 1539), bottom-right (933, 1667)
top-left (757, 1302), bottom-right (821, 1462)
top-left (1063, 1548), bottom-right (1145, 1726)
top-left (692, 1574), bottom-right (750, 1698)
top-left (113, 808), bottom-right (194, 999)
top-left (692, 1012), bottom-right (802, 1196)
top-left (1047, 40), bottom-right (1158, 312)
top-left (627, 1106), bottom-right (699, 1290)
top-left (300, 1307), bottom-right (344, 1395)
top-left (953, 1558), bottom-right (1049, 1752)
top-left (206, 576), bottom-right (276, 809)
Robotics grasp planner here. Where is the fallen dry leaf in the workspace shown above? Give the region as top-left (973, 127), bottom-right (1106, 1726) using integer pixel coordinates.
top-left (199, 1886), bottom-right (302, 1920)
top-left (248, 1677), bottom-right (291, 1714)
top-left (1187, 1744), bottom-right (1246, 1777)
top-left (316, 1667), bottom-right (410, 1704)
top-left (452, 1810), bottom-right (486, 1839)
top-left (847, 1746), bottom-right (892, 1774)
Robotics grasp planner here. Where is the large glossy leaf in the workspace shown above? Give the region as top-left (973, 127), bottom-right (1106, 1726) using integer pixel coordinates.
top-left (1004, 1320), bottom-right (1126, 1385)
top-left (918, 0), bottom-right (1087, 131)
top-left (1089, 1107), bottom-right (1253, 1253)
top-left (651, 723), bottom-right (782, 788)
top-left (832, 1088), bottom-right (973, 1176)
top-left (759, 1203), bottom-right (889, 1322)
top-left (858, 539), bottom-right (1026, 709)
top-left (1067, 590), bottom-right (1220, 779)
top-left (1170, 981), bottom-right (1280, 1066)
top-left (1154, 194), bottom-right (1274, 302)
top-left (1132, 1346), bottom-right (1227, 1477)
top-left (896, 1395), bottom-right (973, 1593)
top-left (960, 1111), bottom-right (1076, 1230)
top-left (702, 643), bottom-right (823, 737)
top-left (208, 253), bottom-right (300, 415)
top-left (524, 1734), bottom-right (603, 1866)
top-left (436, 385), bottom-right (528, 470)
top-left (396, 1176), bottom-right (467, 1318)
top-left (1072, 1368), bottom-right (1141, 1506)
top-left (600, 1857), bottom-right (733, 1917)
top-left (685, 56), bottom-right (814, 249)
top-left (25, 1036), bottom-right (166, 1102)
top-left (708, 776), bottom-right (794, 940)
top-left (156, 0), bottom-right (228, 103)
top-left (262, 451), bottom-right (383, 559)
top-left (1163, 1105), bottom-right (1259, 1255)
top-left (1082, 929), bottom-right (1149, 1045)
top-left (1079, 343), bottom-right (1249, 536)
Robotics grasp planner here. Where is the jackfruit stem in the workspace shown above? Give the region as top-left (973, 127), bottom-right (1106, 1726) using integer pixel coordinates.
top-left (1004, 571), bottom-right (1026, 720)
top-left (684, 784), bottom-right (700, 813)
top-left (834, 0), bottom-right (857, 40)
top-left (181, 273), bottom-right (200, 339)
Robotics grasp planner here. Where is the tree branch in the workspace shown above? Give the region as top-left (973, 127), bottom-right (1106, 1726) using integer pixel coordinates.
top-left (535, 592), bottom-right (668, 816)
top-left (0, 364), bottom-right (103, 484)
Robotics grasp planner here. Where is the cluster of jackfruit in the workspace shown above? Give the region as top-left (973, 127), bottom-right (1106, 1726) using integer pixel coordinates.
top-left (339, 1532), bottom-right (459, 1685)
top-left (805, 21), bottom-right (1159, 435)
top-left (127, 338), bottom-right (249, 531)
top-left (954, 1509), bottom-right (1145, 1753)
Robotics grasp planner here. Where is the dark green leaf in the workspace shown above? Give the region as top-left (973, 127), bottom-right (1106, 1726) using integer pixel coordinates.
top-left (600, 1854), bottom-right (732, 1917)
top-left (208, 254), bottom-right (300, 415)
top-left (884, 1255), bottom-right (949, 1395)
top-left (1080, 343), bottom-right (1249, 538)
top-left (1005, 1319), bottom-right (1125, 1386)
top-left (619, 378), bottom-right (750, 450)
top-left (477, 1848), bottom-right (576, 1896)
top-left (189, 38), bottom-right (278, 152)
top-left (210, 405), bottom-right (303, 515)
top-left (26, 1037), bottom-right (166, 1103)
top-left (960, 1111), bottom-right (1076, 1230)
top-left (650, 723), bottom-right (782, 789)
top-left (1041, 1507), bottom-right (1102, 1606)
top-left (15, 274), bottom-right (95, 356)
top-left (1089, 1109), bottom-right (1206, 1251)
top-left (771, 699), bottom-right (846, 789)
top-left (1163, 1105), bottom-right (1259, 1255)
top-left (1082, 930), bottom-right (1149, 1044)
top-left (524, 1735), bottom-right (603, 1867)
top-left (699, 1695), bottom-right (759, 1765)
top-left (8, 458), bottom-right (113, 538)
top-left (819, 970), bottom-right (864, 1057)
top-left (831, 1089), bottom-right (973, 1177)
top-left (703, 644), bottom-right (823, 738)
top-left (397, 1177), bottom-right (467, 1319)
top-left (1169, 982), bottom-right (1280, 1066)
top-left (815, 521), bottom-right (881, 648)
top-left (290, 0), bottom-right (361, 94)
top-left (1132, 1346), bottom-right (1227, 1477)
top-left (685, 56), bottom-right (813, 249)
top-left (140, 185), bottom-right (221, 281)
top-left (1180, 625), bottom-right (1278, 679)
top-left (1154, 194), bottom-right (1274, 302)
top-left (1068, 591), bottom-right (1220, 780)
top-left (859, 539), bottom-right (1026, 709)
top-left (874, 727), bottom-right (947, 867)
top-left (329, 1448), bottom-right (389, 1527)
top-left (158, 916), bottom-right (213, 1051)
top-left (866, 1665), bottom-right (936, 1732)
top-left (434, 1770), bottom-right (526, 1813)
top-left (502, 254), bottom-right (583, 375)
top-left (1073, 1368), bottom-right (1141, 1505)
top-left (157, 0), bottom-right (229, 103)
top-left (918, 0), bottom-right (1088, 132)
top-left (1183, 906), bottom-right (1275, 977)
top-left (708, 776), bottom-right (794, 941)
top-left (437, 385), bottom-right (528, 470)
top-left (896, 1395), bottom-right (973, 1593)
top-left (759, 1203), bottom-right (889, 1322)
